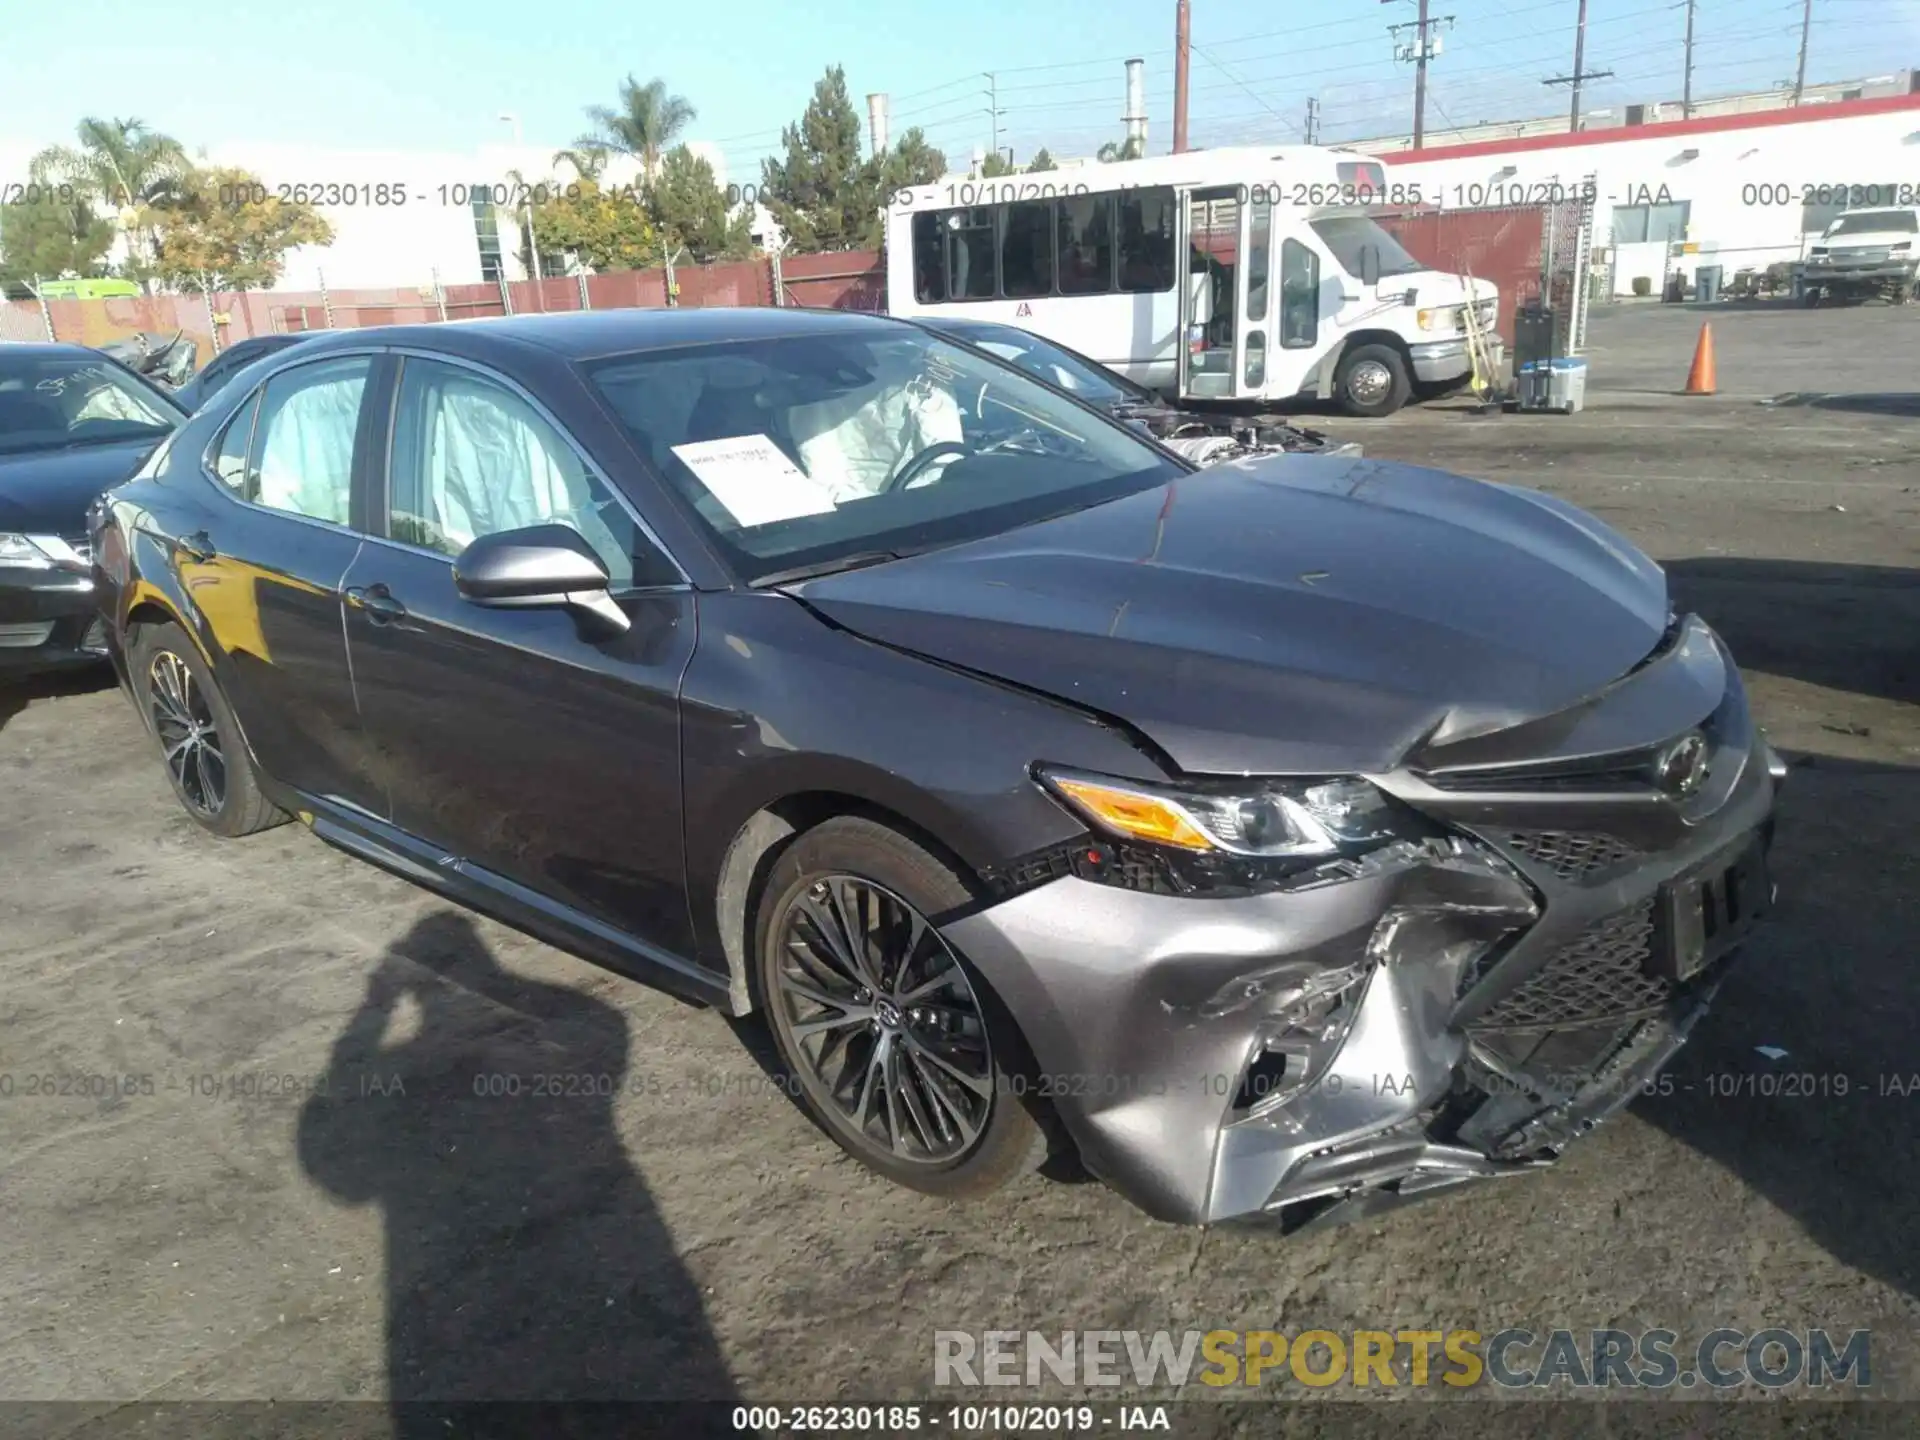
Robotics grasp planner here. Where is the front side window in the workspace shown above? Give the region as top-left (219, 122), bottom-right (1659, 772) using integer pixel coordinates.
top-left (247, 356), bottom-right (370, 524)
top-left (0, 352), bottom-right (181, 456)
top-left (587, 325), bottom-right (1180, 583)
top-left (387, 358), bottom-right (640, 587)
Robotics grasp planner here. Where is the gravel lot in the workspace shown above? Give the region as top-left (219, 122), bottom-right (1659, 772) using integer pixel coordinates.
top-left (2, 299), bottom-right (1916, 1438)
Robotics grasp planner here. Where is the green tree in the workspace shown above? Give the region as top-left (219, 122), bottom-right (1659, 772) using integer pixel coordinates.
top-left (1027, 147), bottom-right (1057, 172)
top-left (551, 147), bottom-right (609, 183)
top-left (875, 128), bottom-right (947, 191)
top-left (760, 65), bottom-right (871, 253)
top-left (149, 166), bottom-right (334, 292)
top-left (574, 76), bottom-right (697, 181)
top-left (980, 151), bottom-right (1018, 178)
top-left (0, 189), bottom-right (115, 289)
top-left (27, 117), bottom-right (191, 288)
top-left (526, 179), bottom-right (658, 272)
top-left (1096, 136), bottom-right (1146, 163)
top-left (647, 146), bottom-right (751, 263)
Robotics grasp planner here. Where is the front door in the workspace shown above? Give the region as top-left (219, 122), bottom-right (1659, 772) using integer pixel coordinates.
top-left (339, 353), bottom-right (698, 959)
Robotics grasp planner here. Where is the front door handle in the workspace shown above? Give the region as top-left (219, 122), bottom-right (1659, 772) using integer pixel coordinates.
top-left (345, 584), bottom-right (407, 623)
top-left (174, 530), bottom-right (216, 563)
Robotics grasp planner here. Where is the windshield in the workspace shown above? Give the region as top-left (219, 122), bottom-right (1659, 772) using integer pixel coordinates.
top-left (1310, 216), bottom-right (1426, 279)
top-left (933, 324), bottom-right (1143, 407)
top-left (1825, 210), bottom-right (1918, 238)
top-left (586, 326), bottom-right (1181, 583)
top-left (0, 352), bottom-right (182, 455)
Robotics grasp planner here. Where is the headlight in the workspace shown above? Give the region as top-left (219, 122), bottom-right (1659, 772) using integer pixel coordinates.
top-left (1037, 767), bottom-right (1404, 859)
top-left (0, 534), bottom-right (55, 569)
top-left (1416, 308), bottom-right (1438, 331)
top-left (1893, 242), bottom-right (1912, 253)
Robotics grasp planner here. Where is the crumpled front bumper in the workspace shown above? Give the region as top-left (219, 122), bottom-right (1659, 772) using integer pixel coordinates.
top-left (944, 617), bottom-right (1780, 1228)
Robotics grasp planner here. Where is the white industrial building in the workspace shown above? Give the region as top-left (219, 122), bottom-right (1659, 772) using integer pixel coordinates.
top-left (1363, 73), bottom-right (1920, 296)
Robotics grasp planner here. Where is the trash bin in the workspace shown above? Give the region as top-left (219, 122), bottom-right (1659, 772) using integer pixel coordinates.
top-left (1697, 264), bottom-right (1724, 303)
top-left (1544, 357), bottom-right (1588, 413)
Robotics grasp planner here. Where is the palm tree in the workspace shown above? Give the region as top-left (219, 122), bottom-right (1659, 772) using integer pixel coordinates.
top-left (574, 76), bottom-right (696, 183)
top-left (551, 146), bottom-right (609, 183)
top-left (30, 117), bottom-right (190, 212)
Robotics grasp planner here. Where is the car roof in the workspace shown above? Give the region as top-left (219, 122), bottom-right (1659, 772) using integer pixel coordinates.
top-left (0, 342), bottom-right (114, 360)
top-left (279, 306), bottom-right (904, 365)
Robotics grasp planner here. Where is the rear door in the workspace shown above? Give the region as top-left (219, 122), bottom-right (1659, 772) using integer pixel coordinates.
top-left (338, 351), bottom-right (700, 958)
top-left (187, 352), bottom-right (387, 811)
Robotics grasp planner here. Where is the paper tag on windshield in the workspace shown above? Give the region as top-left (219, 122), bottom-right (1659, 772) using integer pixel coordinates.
top-left (670, 435), bottom-right (837, 528)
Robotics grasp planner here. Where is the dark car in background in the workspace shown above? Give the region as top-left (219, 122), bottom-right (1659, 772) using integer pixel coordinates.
top-left (1, 344), bottom-right (184, 676)
top-left (909, 314), bottom-right (1362, 464)
top-left (171, 332), bottom-right (319, 413)
top-left (93, 308), bottom-right (1779, 1229)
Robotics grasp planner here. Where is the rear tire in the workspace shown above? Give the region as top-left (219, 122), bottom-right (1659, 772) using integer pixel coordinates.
top-left (1336, 343), bottom-right (1413, 417)
top-left (753, 816), bottom-right (1047, 1199)
top-left (131, 620), bottom-right (287, 838)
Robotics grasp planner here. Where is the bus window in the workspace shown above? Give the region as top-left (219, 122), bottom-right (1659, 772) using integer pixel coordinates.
top-left (1246, 196), bottom-right (1273, 323)
top-left (1280, 238), bottom-right (1319, 348)
top-left (1057, 194), bottom-right (1114, 295)
top-left (948, 208), bottom-right (996, 300)
top-left (1118, 187), bottom-right (1177, 293)
top-left (1001, 200), bottom-right (1054, 298)
top-left (912, 212), bottom-right (949, 304)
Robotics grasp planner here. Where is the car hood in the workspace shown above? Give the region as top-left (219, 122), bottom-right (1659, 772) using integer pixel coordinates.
top-left (786, 456), bottom-right (1671, 775)
top-left (0, 437), bottom-right (166, 533)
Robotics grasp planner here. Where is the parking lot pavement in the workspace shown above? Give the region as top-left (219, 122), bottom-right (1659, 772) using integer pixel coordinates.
top-left (2, 299), bottom-right (1917, 1426)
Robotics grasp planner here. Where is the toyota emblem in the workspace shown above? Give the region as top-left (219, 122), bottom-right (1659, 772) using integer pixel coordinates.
top-left (1654, 732), bottom-right (1709, 798)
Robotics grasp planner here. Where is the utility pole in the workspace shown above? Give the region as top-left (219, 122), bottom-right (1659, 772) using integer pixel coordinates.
top-left (983, 73), bottom-right (1002, 158)
top-left (1683, 0), bottom-right (1696, 117)
top-left (1173, 0), bottom-right (1191, 153)
top-left (1543, 0), bottom-right (1614, 132)
top-left (1793, 0), bottom-right (1812, 103)
top-left (1384, 0), bottom-right (1451, 150)
top-left (1304, 97), bottom-right (1320, 144)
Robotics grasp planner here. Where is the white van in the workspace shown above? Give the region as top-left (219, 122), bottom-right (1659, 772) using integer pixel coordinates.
top-left (883, 145), bottom-right (1501, 417)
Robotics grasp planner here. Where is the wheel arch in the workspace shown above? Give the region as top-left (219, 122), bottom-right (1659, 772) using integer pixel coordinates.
top-left (708, 781), bottom-right (997, 1018)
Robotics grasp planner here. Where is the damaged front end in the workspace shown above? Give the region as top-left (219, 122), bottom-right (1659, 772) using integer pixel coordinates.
top-left (1113, 405), bottom-right (1364, 465)
top-left (944, 615), bottom-right (1781, 1229)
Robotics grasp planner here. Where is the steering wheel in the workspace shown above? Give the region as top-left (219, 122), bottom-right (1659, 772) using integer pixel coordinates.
top-left (884, 441), bottom-right (969, 493)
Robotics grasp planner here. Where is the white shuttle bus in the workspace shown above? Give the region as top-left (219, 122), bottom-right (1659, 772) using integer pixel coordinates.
top-left (883, 145), bottom-right (1500, 418)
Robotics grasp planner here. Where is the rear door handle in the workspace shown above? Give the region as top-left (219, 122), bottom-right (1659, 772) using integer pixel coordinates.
top-left (345, 584), bottom-right (407, 623)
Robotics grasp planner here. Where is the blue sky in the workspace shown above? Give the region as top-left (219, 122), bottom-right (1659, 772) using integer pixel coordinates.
top-left (4, 0), bottom-right (1914, 177)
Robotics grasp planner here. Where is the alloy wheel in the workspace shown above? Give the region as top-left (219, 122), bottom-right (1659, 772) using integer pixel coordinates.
top-left (148, 651), bottom-right (226, 817)
top-left (1347, 359), bottom-right (1393, 406)
top-left (773, 874), bottom-right (994, 1165)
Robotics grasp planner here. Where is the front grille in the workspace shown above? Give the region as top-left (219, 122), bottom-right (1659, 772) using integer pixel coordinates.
top-left (1495, 829), bottom-right (1643, 882)
top-left (1468, 901), bottom-right (1672, 1031)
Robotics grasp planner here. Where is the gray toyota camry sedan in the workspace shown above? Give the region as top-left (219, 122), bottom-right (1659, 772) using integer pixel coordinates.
top-left (91, 307), bottom-right (1781, 1230)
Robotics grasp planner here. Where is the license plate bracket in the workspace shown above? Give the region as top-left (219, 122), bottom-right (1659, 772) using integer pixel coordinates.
top-left (1652, 836), bottom-right (1771, 983)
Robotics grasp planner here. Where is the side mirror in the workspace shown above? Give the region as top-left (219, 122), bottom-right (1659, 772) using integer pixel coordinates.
top-left (1359, 245), bottom-right (1382, 287)
top-left (453, 524), bottom-right (631, 636)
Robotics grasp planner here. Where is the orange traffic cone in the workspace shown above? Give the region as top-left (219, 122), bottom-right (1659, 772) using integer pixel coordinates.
top-left (1683, 322), bottom-right (1717, 395)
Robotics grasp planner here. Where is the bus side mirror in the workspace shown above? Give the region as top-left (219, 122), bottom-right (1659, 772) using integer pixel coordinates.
top-left (1360, 246), bottom-right (1382, 286)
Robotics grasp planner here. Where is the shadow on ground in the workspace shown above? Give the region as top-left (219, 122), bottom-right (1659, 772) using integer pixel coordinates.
top-left (1666, 557), bottom-right (1920, 708)
top-left (296, 912), bottom-right (737, 1435)
top-left (1637, 750), bottom-right (1920, 1303)
top-left (0, 665), bottom-right (118, 734)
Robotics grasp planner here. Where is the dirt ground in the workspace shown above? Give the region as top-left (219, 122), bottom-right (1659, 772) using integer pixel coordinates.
top-left (1, 298), bottom-right (1916, 1437)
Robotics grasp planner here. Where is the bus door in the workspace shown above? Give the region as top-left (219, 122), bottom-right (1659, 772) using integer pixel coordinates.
top-left (1177, 185), bottom-right (1258, 402)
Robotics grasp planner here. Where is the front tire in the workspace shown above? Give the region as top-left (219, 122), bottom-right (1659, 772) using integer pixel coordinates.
top-left (1336, 342), bottom-right (1413, 417)
top-left (754, 816), bottom-right (1046, 1199)
top-left (132, 620), bottom-right (286, 838)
